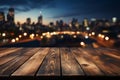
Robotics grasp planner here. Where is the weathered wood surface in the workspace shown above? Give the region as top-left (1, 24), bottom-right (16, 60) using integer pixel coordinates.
top-left (60, 48), bottom-right (84, 76)
top-left (0, 48), bottom-right (40, 76)
top-left (37, 48), bottom-right (60, 76)
top-left (0, 48), bottom-right (22, 57)
top-left (12, 48), bottom-right (50, 76)
top-left (71, 48), bottom-right (104, 76)
top-left (79, 48), bottom-right (120, 76)
top-left (0, 48), bottom-right (21, 65)
top-left (0, 47), bottom-right (119, 76)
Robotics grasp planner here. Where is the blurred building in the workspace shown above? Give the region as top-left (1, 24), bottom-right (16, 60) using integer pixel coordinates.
top-left (71, 18), bottom-right (78, 26)
top-left (26, 18), bottom-right (31, 25)
top-left (104, 20), bottom-right (110, 27)
top-left (37, 11), bottom-right (43, 25)
top-left (56, 20), bottom-right (59, 26)
top-left (49, 22), bottom-right (54, 28)
top-left (0, 12), bottom-right (5, 25)
top-left (71, 18), bottom-right (78, 29)
top-left (7, 8), bottom-right (15, 23)
top-left (90, 18), bottom-right (97, 29)
top-left (55, 20), bottom-right (64, 30)
top-left (24, 17), bottom-right (33, 32)
top-left (96, 20), bottom-right (104, 27)
top-left (83, 18), bottom-right (89, 27)
top-left (59, 20), bottom-right (64, 30)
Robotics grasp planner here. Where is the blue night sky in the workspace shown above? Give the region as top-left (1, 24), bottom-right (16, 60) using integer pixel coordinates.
top-left (0, 0), bottom-right (120, 24)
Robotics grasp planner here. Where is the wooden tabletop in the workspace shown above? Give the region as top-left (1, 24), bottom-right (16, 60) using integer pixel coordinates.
top-left (0, 47), bottom-right (120, 77)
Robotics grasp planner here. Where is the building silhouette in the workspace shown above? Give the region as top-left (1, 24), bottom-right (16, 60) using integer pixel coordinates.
top-left (0, 12), bottom-right (5, 25)
top-left (37, 11), bottom-right (43, 25)
top-left (26, 18), bottom-right (31, 25)
top-left (7, 8), bottom-right (15, 23)
top-left (83, 18), bottom-right (89, 27)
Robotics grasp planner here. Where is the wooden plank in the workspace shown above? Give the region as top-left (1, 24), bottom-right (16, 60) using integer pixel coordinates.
top-left (71, 48), bottom-right (104, 76)
top-left (98, 48), bottom-right (120, 60)
top-left (0, 48), bottom-right (15, 52)
top-left (37, 48), bottom-right (60, 76)
top-left (105, 48), bottom-right (120, 53)
top-left (0, 48), bottom-right (8, 51)
top-left (12, 48), bottom-right (50, 76)
top-left (0, 48), bottom-right (12, 53)
top-left (79, 48), bottom-right (120, 76)
top-left (0, 48), bottom-right (22, 57)
top-left (0, 48), bottom-right (24, 65)
top-left (0, 48), bottom-right (40, 76)
top-left (95, 48), bottom-right (120, 70)
top-left (60, 48), bottom-right (84, 76)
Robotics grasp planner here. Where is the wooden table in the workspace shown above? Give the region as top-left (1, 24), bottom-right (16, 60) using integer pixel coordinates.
top-left (0, 47), bottom-right (120, 79)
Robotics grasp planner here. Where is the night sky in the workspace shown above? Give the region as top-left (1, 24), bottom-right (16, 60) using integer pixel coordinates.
top-left (0, 0), bottom-right (120, 24)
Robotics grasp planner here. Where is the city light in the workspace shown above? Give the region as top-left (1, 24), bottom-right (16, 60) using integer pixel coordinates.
top-left (23, 32), bottom-right (27, 36)
top-left (91, 32), bottom-right (95, 36)
top-left (30, 36), bottom-right (34, 39)
top-left (76, 31), bottom-right (80, 34)
top-left (42, 33), bottom-right (46, 36)
top-left (46, 34), bottom-right (51, 38)
top-left (73, 35), bottom-right (77, 38)
top-left (29, 34), bottom-right (35, 39)
top-left (31, 34), bottom-right (35, 37)
top-left (86, 27), bottom-right (90, 30)
top-left (117, 34), bottom-right (120, 38)
top-left (101, 35), bottom-right (105, 38)
top-left (36, 34), bottom-right (38, 37)
top-left (2, 33), bottom-right (6, 37)
top-left (50, 32), bottom-right (57, 36)
top-left (98, 34), bottom-right (102, 37)
top-left (91, 18), bottom-right (96, 21)
top-left (89, 33), bottom-right (92, 36)
top-left (53, 32), bottom-right (57, 35)
top-left (85, 35), bottom-right (89, 39)
top-left (40, 36), bottom-right (43, 39)
top-left (102, 30), bottom-right (109, 33)
top-left (112, 17), bottom-right (117, 23)
top-left (105, 36), bottom-right (109, 41)
top-left (15, 37), bottom-right (19, 41)
top-left (61, 35), bottom-right (64, 39)
top-left (47, 32), bottom-right (50, 35)
top-left (19, 35), bottom-right (22, 38)
top-left (80, 42), bottom-right (85, 46)
top-left (63, 31), bottom-right (66, 34)
top-left (50, 33), bottom-right (54, 36)
top-left (71, 32), bottom-right (75, 35)
top-left (75, 23), bottom-right (79, 27)
top-left (11, 39), bottom-right (15, 43)
top-left (69, 23), bottom-right (72, 28)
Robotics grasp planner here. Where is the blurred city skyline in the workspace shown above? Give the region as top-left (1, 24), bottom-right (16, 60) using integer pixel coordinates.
top-left (0, 0), bottom-right (120, 24)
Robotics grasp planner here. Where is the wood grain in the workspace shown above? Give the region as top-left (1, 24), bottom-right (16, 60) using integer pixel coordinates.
top-left (60, 48), bottom-right (84, 76)
top-left (12, 48), bottom-right (50, 76)
top-left (0, 48), bottom-right (22, 57)
top-left (79, 48), bottom-right (120, 76)
top-left (0, 48), bottom-right (40, 76)
top-left (71, 48), bottom-right (104, 76)
top-left (0, 48), bottom-right (24, 65)
top-left (0, 47), bottom-right (119, 76)
top-left (37, 48), bottom-right (60, 76)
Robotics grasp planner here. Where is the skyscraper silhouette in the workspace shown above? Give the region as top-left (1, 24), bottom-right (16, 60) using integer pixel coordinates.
top-left (7, 8), bottom-right (14, 23)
